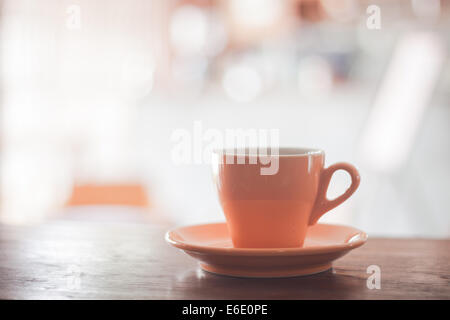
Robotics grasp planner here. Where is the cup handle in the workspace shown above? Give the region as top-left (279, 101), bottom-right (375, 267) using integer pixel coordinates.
top-left (308, 162), bottom-right (360, 225)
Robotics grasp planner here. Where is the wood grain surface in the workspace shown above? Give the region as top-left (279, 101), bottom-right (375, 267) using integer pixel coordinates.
top-left (0, 208), bottom-right (448, 299)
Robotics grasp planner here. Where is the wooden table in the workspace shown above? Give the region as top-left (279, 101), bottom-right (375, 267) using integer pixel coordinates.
top-left (0, 208), bottom-right (448, 300)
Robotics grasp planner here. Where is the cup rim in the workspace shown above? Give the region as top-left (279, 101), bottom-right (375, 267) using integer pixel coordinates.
top-left (212, 147), bottom-right (324, 157)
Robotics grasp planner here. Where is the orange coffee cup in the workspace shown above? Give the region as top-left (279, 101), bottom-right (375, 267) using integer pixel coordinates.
top-left (212, 148), bottom-right (360, 248)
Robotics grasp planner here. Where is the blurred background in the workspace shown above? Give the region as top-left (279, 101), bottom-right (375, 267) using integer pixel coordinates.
top-left (0, 0), bottom-right (449, 238)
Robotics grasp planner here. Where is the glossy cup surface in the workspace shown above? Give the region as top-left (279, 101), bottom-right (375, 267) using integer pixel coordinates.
top-left (212, 148), bottom-right (360, 248)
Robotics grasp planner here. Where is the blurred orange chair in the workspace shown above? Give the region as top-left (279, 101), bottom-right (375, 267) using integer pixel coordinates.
top-left (66, 184), bottom-right (150, 208)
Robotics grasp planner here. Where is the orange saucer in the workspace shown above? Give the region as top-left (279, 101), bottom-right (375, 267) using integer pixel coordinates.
top-left (165, 222), bottom-right (367, 278)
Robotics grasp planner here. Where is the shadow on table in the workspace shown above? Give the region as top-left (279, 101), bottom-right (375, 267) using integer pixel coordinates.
top-left (167, 266), bottom-right (371, 300)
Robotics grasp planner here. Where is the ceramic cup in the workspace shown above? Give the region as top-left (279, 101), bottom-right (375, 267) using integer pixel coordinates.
top-left (212, 147), bottom-right (360, 248)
